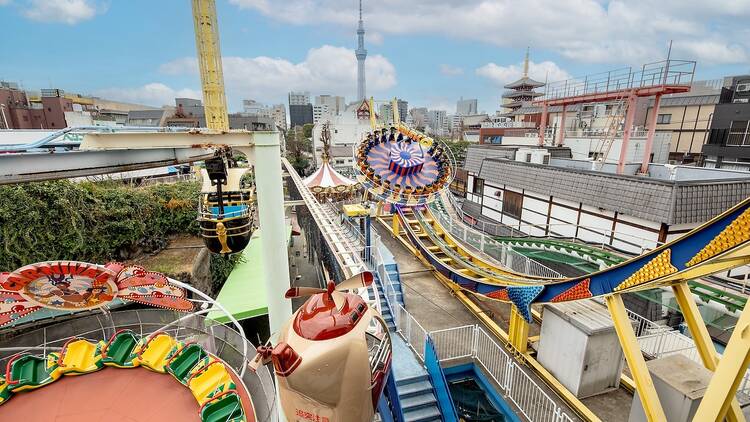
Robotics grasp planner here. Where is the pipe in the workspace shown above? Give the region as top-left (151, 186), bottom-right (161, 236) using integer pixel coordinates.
top-left (0, 125), bottom-right (194, 152)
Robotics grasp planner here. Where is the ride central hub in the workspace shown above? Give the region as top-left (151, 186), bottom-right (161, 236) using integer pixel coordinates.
top-left (388, 143), bottom-right (425, 176)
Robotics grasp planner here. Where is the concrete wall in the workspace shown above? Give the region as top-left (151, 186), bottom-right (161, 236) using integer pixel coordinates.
top-left (647, 103), bottom-right (715, 156)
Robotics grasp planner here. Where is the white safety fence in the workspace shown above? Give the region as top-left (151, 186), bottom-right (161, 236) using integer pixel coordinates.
top-left (429, 198), bottom-right (562, 279)
top-left (393, 306), bottom-right (575, 422)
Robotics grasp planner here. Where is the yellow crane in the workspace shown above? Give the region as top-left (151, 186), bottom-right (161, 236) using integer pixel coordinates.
top-left (192, 0), bottom-right (229, 131)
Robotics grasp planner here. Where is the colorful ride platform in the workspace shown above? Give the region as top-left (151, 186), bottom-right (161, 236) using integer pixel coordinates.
top-left (0, 331), bottom-right (255, 422)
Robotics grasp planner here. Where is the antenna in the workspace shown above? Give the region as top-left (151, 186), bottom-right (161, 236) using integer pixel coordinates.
top-left (523, 47), bottom-right (530, 78)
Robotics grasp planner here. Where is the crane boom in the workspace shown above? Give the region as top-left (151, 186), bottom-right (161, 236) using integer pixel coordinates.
top-left (192, 0), bottom-right (229, 131)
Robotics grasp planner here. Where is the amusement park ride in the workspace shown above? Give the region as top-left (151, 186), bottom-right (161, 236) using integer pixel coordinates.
top-left (2, 2), bottom-right (750, 422)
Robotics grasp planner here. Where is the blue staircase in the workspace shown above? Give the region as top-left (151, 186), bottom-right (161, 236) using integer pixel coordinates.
top-left (371, 252), bottom-right (443, 422)
top-left (392, 337), bottom-right (443, 422)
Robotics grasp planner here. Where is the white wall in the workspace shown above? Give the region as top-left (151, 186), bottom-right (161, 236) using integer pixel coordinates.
top-left (475, 183), bottom-right (662, 254)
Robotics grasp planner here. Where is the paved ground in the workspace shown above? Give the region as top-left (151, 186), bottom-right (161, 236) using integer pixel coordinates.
top-left (376, 224), bottom-right (634, 422)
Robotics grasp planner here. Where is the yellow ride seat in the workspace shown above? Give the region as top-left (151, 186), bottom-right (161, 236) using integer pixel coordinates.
top-left (58, 339), bottom-right (105, 376)
top-left (187, 360), bottom-right (235, 405)
top-left (137, 333), bottom-right (180, 374)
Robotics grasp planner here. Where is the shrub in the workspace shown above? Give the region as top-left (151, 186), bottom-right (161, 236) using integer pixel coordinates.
top-left (0, 180), bottom-right (201, 271)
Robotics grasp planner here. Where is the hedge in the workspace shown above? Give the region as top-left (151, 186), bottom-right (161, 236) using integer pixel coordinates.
top-left (0, 180), bottom-right (201, 272)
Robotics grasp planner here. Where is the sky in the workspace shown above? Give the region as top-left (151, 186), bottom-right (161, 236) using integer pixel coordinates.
top-left (0, 0), bottom-right (749, 114)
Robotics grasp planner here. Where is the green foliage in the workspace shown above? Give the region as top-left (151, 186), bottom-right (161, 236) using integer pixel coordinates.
top-left (302, 123), bottom-right (314, 139)
top-left (0, 180), bottom-right (201, 271)
top-left (285, 126), bottom-right (313, 176)
top-left (209, 253), bottom-right (245, 294)
top-left (441, 138), bottom-right (471, 166)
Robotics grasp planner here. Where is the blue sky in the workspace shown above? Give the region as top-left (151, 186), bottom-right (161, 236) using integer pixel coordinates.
top-left (1, 0), bottom-right (749, 113)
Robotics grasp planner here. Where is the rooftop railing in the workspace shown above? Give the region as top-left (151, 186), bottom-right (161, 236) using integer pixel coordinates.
top-left (541, 60), bottom-right (696, 101)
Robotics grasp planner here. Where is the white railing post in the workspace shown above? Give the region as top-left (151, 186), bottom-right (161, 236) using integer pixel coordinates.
top-left (472, 325), bottom-right (479, 358)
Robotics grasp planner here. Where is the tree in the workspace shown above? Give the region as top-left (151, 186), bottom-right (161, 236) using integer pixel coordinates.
top-left (285, 125), bottom-right (312, 176)
top-left (302, 123), bottom-right (314, 139)
top-left (441, 138), bottom-right (471, 167)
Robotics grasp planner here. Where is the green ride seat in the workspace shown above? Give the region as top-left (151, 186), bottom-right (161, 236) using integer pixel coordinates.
top-left (166, 343), bottom-right (208, 385)
top-left (200, 390), bottom-right (246, 422)
top-left (7, 354), bottom-right (61, 392)
top-left (102, 330), bottom-right (141, 368)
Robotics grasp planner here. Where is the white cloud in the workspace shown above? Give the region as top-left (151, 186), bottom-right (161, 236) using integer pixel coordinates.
top-left (680, 40), bottom-right (749, 65)
top-left (227, 0), bottom-right (750, 65)
top-left (159, 45), bottom-right (397, 108)
top-left (440, 64), bottom-right (464, 76)
top-left (0, 0), bottom-right (12, 6)
top-left (22, 0), bottom-right (103, 24)
top-left (94, 83), bottom-right (201, 108)
top-left (476, 60), bottom-right (571, 85)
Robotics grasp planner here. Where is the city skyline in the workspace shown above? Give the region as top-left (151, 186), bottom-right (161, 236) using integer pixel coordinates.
top-left (1, 0), bottom-right (748, 114)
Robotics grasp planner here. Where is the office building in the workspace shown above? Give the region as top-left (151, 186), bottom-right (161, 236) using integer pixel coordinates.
top-left (315, 95), bottom-right (346, 116)
top-left (288, 91), bottom-right (311, 106)
top-left (457, 98), bottom-right (478, 116)
top-left (290, 104), bottom-right (314, 128)
top-left (703, 75), bottom-right (750, 170)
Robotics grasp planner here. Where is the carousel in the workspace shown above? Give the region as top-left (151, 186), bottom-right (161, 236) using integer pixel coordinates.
top-left (303, 123), bottom-right (359, 202)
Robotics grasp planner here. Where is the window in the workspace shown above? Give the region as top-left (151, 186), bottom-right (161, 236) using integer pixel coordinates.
top-left (525, 153), bottom-right (532, 162)
top-left (656, 114), bottom-right (672, 124)
top-left (472, 178), bottom-right (484, 195)
top-left (502, 189), bottom-right (523, 219)
top-left (728, 120), bottom-right (750, 146)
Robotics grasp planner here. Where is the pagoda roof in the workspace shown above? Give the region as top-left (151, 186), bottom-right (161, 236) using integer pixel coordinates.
top-left (504, 76), bottom-right (545, 89)
top-left (303, 160), bottom-right (357, 189)
top-left (502, 90), bottom-right (543, 99)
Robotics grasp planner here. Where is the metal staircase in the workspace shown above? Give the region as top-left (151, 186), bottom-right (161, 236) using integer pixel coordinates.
top-left (591, 93), bottom-right (628, 167)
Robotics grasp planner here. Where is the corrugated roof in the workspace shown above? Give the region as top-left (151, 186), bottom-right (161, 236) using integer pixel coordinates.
top-left (657, 95), bottom-right (720, 107)
top-left (465, 148), bottom-right (750, 224)
top-left (127, 109), bottom-right (168, 119)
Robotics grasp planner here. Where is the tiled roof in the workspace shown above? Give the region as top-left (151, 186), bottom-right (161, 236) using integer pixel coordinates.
top-left (466, 152), bottom-right (750, 224)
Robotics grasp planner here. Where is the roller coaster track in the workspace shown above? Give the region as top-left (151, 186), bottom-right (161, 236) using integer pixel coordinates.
top-left (282, 157), bottom-right (367, 279)
top-left (394, 195), bottom-right (750, 322)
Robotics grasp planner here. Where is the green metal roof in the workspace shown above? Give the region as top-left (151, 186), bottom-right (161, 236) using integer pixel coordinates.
top-left (208, 225), bottom-right (292, 324)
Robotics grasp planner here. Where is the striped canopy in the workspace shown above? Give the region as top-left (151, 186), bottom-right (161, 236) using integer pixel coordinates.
top-left (303, 160), bottom-right (357, 190)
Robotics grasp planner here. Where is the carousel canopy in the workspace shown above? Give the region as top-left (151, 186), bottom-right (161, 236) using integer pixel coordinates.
top-left (303, 160), bottom-right (357, 189)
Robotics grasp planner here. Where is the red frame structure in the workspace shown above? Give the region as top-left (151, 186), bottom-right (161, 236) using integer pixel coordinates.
top-left (532, 59), bottom-right (695, 174)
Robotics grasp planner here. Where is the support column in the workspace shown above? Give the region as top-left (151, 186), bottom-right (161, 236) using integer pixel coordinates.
top-left (509, 306), bottom-right (529, 353)
top-left (640, 94), bottom-right (662, 174)
top-left (672, 282), bottom-right (745, 422)
top-left (616, 92), bottom-right (638, 175)
top-left (538, 103), bottom-right (549, 146)
top-left (605, 294), bottom-right (666, 422)
top-left (557, 104), bottom-right (567, 146)
top-left (693, 295), bottom-right (750, 421)
top-left (392, 212), bottom-right (400, 237)
top-left (241, 132), bottom-right (292, 334)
